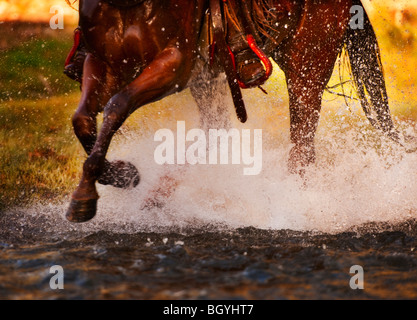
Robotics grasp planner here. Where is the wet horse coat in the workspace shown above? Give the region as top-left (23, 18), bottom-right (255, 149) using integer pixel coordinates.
top-left (67, 0), bottom-right (395, 222)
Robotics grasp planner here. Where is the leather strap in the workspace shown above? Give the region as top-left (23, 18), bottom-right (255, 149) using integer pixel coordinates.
top-left (64, 27), bottom-right (81, 67)
top-left (210, 0), bottom-right (247, 123)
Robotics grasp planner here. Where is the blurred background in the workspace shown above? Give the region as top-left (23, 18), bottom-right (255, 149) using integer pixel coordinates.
top-left (1, 0), bottom-right (416, 210)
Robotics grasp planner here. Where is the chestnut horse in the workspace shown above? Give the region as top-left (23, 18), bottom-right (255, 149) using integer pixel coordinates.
top-left (66, 0), bottom-right (396, 222)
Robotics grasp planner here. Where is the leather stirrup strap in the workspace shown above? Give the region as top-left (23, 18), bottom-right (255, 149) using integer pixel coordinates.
top-left (65, 27), bottom-right (81, 67)
top-left (210, 0), bottom-right (247, 123)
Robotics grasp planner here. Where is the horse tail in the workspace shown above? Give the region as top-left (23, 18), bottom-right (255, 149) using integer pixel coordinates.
top-left (345, 0), bottom-right (399, 141)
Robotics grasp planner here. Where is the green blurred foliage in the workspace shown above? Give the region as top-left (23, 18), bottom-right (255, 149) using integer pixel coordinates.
top-left (0, 37), bottom-right (79, 101)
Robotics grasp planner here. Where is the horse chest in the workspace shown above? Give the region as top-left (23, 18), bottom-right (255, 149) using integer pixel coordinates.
top-left (101, 25), bottom-right (164, 78)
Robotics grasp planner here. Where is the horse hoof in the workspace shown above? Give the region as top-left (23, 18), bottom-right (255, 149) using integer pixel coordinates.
top-left (66, 198), bottom-right (97, 223)
top-left (98, 160), bottom-right (140, 189)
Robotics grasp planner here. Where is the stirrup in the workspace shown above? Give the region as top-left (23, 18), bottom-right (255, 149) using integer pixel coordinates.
top-left (229, 35), bottom-right (273, 89)
top-left (63, 28), bottom-right (86, 83)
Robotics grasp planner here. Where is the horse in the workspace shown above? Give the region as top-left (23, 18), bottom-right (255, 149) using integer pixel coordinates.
top-left (66, 0), bottom-right (397, 222)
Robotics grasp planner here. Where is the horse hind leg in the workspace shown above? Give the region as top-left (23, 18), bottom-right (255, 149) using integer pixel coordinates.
top-left (67, 46), bottom-right (189, 222)
top-left (138, 66), bottom-right (231, 211)
top-left (286, 75), bottom-right (325, 175)
top-left (190, 67), bottom-right (231, 132)
top-left (276, 55), bottom-right (337, 174)
top-left (274, 1), bottom-right (351, 175)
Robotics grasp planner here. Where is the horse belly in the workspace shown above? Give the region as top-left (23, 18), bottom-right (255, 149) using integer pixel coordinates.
top-left (82, 0), bottom-right (204, 83)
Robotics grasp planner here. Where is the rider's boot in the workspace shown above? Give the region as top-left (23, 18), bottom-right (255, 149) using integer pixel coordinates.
top-left (64, 28), bottom-right (87, 83)
top-left (225, 0), bottom-right (265, 87)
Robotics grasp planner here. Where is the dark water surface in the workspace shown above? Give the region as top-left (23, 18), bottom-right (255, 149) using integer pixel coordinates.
top-left (1, 208), bottom-right (417, 300)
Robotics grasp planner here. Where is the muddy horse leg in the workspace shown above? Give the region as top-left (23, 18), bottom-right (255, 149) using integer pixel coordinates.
top-left (71, 54), bottom-right (140, 189)
top-left (285, 72), bottom-right (327, 175)
top-left (66, 47), bottom-right (187, 222)
top-left (190, 68), bottom-right (231, 131)
top-left (274, 1), bottom-right (351, 174)
top-left (139, 66), bottom-right (231, 211)
top-left (72, 54), bottom-right (107, 155)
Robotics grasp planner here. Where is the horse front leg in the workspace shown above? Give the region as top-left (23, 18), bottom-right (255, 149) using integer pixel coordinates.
top-left (72, 54), bottom-right (108, 155)
top-left (66, 47), bottom-right (189, 222)
top-left (71, 54), bottom-right (138, 190)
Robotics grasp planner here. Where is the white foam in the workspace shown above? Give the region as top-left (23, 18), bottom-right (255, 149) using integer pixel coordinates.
top-left (86, 108), bottom-right (417, 234)
top-left (17, 89), bottom-right (417, 235)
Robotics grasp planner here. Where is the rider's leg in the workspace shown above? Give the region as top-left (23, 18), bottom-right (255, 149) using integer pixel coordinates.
top-left (64, 27), bottom-right (88, 83)
top-left (225, 0), bottom-right (265, 87)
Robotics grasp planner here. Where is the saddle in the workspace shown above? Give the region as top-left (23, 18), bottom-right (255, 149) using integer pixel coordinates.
top-left (64, 0), bottom-right (297, 123)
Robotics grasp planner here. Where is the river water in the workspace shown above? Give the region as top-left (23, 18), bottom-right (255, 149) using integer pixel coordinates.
top-left (2, 113), bottom-right (417, 299)
top-left (1, 207), bottom-right (417, 299)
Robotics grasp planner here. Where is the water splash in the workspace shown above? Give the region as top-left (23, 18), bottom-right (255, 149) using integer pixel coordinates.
top-left (94, 121), bottom-right (417, 233)
top-left (5, 91), bottom-right (417, 237)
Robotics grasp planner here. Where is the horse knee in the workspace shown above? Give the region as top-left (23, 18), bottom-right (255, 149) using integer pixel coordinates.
top-left (83, 150), bottom-right (105, 176)
top-left (151, 46), bottom-right (187, 91)
top-left (72, 111), bottom-right (96, 139)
